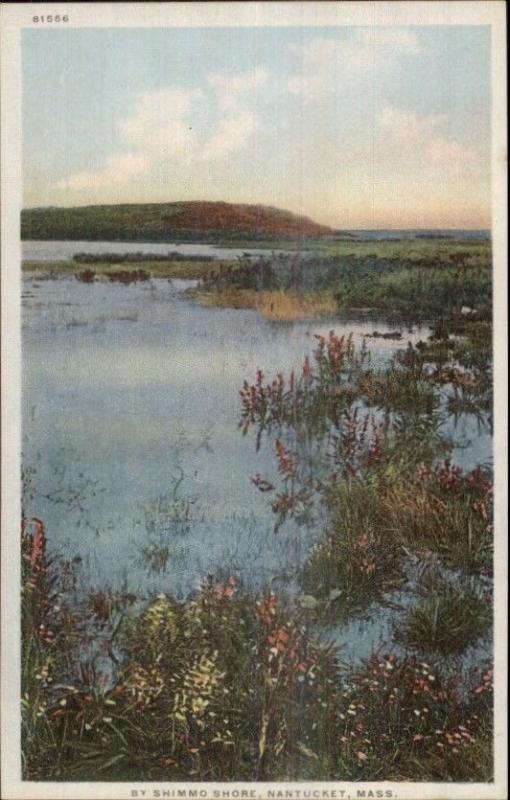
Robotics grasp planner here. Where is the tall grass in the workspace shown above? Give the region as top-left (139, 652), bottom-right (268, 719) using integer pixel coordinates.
top-left (242, 324), bottom-right (493, 613)
top-left (395, 575), bottom-right (492, 655)
top-left (199, 241), bottom-right (492, 319)
top-left (21, 519), bottom-right (493, 781)
top-left (198, 289), bottom-right (337, 321)
top-left (20, 311), bottom-right (493, 782)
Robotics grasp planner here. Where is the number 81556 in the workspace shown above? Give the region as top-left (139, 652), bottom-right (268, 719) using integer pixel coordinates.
top-left (33, 15), bottom-right (69, 24)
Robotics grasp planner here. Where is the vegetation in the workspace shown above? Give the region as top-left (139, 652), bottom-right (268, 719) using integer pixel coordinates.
top-left (197, 289), bottom-right (338, 321)
top-left (71, 250), bottom-right (213, 264)
top-left (22, 258), bottom-right (239, 281)
top-left (198, 240), bottom-right (492, 319)
top-left (22, 517), bottom-right (493, 781)
top-left (21, 232), bottom-right (494, 781)
top-left (21, 201), bottom-right (333, 242)
top-left (23, 237), bottom-right (492, 322)
top-left (395, 575), bottom-right (492, 656)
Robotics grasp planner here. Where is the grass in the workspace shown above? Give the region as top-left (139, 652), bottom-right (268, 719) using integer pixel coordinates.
top-left (22, 258), bottom-right (238, 281)
top-left (197, 288), bottom-right (338, 320)
top-left (241, 326), bottom-right (493, 617)
top-left (21, 517), bottom-right (493, 782)
top-left (197, 240), bottom-right (492, 320)
top-left (299, 455), bottom-right (493, 622)
top-left (216, 236), bottom-right (490, 258)
top-left (20, 282), bottom-right (494, 781)
top-left (395, 575), bottom-right (492, 656)
top-left (24, 238), bottom-right (492, 323)
top-left (301, 478), bottom-right (405, 619)
top-left (335, 264), bottom-right (492, 317)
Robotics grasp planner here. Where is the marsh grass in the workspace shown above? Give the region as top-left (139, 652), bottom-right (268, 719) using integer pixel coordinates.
top-left (395, 576), bottom-right (492, 656)
top-left (199, 240), bottom-right (492, 319)
top-left (20, 288), bottom-right (494, 781)
top-left (301, 477), bottom-right (405, 619)
top-left (21, 519), bottom-right (493, 782)
top-left (197, 289), bottom-right (338, 321)
top-left (333, 653), bottom-right (493, 782)
top-left (22, 258), bottom-right (238, 281)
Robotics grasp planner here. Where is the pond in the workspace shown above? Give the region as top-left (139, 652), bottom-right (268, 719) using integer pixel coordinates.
top-left (22, 239), bottom-right (284, 262)
top-left (21, 273), bottom-right (492, 663)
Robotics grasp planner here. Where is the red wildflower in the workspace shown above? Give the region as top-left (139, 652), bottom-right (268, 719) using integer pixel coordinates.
top-left (30, 518), bottom-right (46, 565)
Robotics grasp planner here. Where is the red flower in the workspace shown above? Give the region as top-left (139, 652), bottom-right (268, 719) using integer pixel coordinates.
top-left (30, 518), bottom-right (46, 565)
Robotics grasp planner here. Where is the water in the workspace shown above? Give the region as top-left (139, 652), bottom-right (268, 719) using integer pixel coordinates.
top-left (22, 239), bottom-right (284, 262)
top-left (344, 229), bottom-right (490, 241)
top-left (21, 274), bottom-right (492, 663)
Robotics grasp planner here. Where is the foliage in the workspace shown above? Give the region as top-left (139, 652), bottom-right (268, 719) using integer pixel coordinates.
top-left (21, 201), bottom-right (332, 242)
top-left (22, 258), bottom-right (239, 281)
top-left (395, 574), bottom-right (492, 656)
top-left (21, 519), bottom-right (493, 781)
top-left (198, 239), bottom-right (491, 319)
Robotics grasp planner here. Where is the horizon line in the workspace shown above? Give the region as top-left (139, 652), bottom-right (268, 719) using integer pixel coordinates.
top-left (20, 201), bottom-right (491, 233)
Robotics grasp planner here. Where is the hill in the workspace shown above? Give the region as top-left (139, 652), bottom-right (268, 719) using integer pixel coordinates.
top-left (21, 201), bottom-right (334, 242)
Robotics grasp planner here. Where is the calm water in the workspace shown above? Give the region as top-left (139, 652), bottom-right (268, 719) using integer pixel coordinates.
top-left (22, 240), bottom-right (284, 262)
top-left (22, 274), bottom-right (491, 661)
top-left (345, 228), bottom-right (490, 241)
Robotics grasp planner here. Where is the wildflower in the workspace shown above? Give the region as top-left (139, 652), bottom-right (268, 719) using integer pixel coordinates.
top-left (30, 517), bottom-right (46, 565)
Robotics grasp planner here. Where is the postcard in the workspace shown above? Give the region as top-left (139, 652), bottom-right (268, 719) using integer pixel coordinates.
top-left (1, 2), bottom-right (507, 799)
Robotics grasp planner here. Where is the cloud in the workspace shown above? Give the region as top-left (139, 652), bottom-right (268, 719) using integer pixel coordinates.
top-left (199, 111), bottom-right (258, 162)
top-left (207, 67), bottom-right (269, 112)
top-left (55, 72), bottom-right (265, 196)
top-left (56, 152), bottom-right (151, 192)
top-left (288, 29), bottom-right (421, 97)
top-left (118, 87), bottom-right (202, 157)
top-left (378, 106), bottom-right (477, 165)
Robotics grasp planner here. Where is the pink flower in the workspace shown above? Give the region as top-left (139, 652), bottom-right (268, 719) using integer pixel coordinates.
top-left (30, 518), bottom-right (46, 565)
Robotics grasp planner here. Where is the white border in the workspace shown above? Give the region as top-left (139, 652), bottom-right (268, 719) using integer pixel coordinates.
top-left (1, 3), bottom-right (507, 799)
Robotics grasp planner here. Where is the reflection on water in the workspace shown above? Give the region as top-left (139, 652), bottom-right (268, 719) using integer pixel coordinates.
top-left (22, 276), bottom-right (492, 659)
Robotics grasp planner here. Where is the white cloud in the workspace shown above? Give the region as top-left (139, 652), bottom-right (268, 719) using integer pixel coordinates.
top-left (207, 67), bottom-right (269, 112)
top-left (56, 152), bottom-right (151, 192)
top-left (118, 86), bottom-right (202, 157)
top-left (378, 105), bottom-right (477, 165)
top-left (199, 111), bottom-right (258, 162)
top-left (55, 73), bottom-right (264, 196)
top-left (288, 29), bottom-right (421, 97)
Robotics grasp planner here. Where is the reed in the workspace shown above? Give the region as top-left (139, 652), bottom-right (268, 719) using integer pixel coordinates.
top-left (21, 521), bottom-right (493, 782)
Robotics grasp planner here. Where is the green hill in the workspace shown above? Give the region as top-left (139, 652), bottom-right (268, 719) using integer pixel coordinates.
top-left (21, 201), bottom-right (334, 242)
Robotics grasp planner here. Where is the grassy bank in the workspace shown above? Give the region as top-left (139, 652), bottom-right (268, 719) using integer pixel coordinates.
top-left (197, 240), bottom-right (492, 319)
top-left (22, 258), bottom-right (238, 281)
top-left (23, 237), bottom-right (492, 323)
top-left (196, 289), bottom-right (338, 321)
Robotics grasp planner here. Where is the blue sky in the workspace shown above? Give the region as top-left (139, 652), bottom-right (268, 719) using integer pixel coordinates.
top-left (22, 26), bottom-right (491, 228)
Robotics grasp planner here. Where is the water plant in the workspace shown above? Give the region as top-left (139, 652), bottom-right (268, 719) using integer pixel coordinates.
top-left (19, 257), bottom-right (494, 782)
top-left (395, 575), bottom-right (492, 656)
top-left (21, 518), bottom-right (493, 782)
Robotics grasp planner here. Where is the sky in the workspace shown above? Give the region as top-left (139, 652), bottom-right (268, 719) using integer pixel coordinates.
top-left (22, 26), bottom-right (491, 229)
